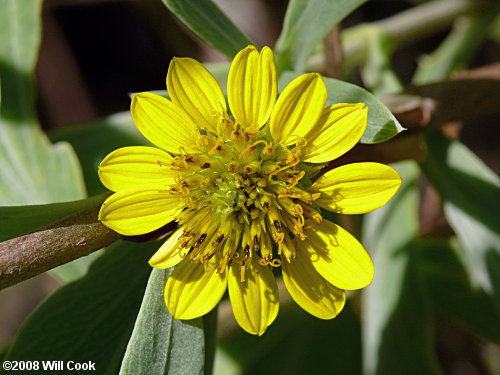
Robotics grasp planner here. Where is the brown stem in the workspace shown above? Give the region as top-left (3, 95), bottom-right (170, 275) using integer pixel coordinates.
top-left (0, 205), bottom-right (120, 290)
top-left (323, 25), bottom-right (343, 79)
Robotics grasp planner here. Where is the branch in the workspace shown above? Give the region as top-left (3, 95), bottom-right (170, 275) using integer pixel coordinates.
top-left (308, 0), bottom-right (475, 72)
top-left (0, 205), bottom-right (119, 290)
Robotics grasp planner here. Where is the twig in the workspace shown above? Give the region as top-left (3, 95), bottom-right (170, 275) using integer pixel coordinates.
top-left (0, 205), bottom-right (120, 290)
top-left (323, 25), bottom-right (343, 79)
top-left (308, 0), bottom-right (475, 72)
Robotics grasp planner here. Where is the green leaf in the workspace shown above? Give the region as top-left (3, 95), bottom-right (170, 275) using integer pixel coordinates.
top-left (278, 71), bottom-right (404, 143)
top-left (48, 250), bottom-right (103, 284)
top-left (274, 0), bottom-right (368, 72)
top-left (120, 268), bottom-right (204, 375)
top-left (362, 161), bottom-right (443, 375)
top-left (420, 132), bottom-right (500, 307)
top-left (161, 0), bottom-right (251, 58)
top-left (0, 0), bottom-right (85, 205)
top-left (3, 240), bottom-right (156, 374)
top-left (218, 301), bottom-right (361, 375)
top-left (419, 239), bottom-right (500, 344)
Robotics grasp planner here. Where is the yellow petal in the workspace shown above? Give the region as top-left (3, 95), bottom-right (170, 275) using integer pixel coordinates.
top-left (98, 146), bottom-right (177, 192)
top-left (302, 103), bottom-right (367, 163)
top-left (167, 57), bottom-right (226, 133)
top-left (312, 162), bottom-right (402, 214)
top-left (282, 247), bottom-right (346, 319)
top-left (302, 220), bottom-right (374, 290)
top-left (228, 258), bottom-right (279, 335)
top-left (165, 258), bottom-right (227, 319)
top-left (98, 189), bottom-right (182, 236)
top-left (270, 73), bottom-right (326, 145)
top-left (149, 229), bottom-right (184, 269)
top-left (131, 92), bottom-right (198, 153)
top-left (228, 46), bottom-right (277, 129)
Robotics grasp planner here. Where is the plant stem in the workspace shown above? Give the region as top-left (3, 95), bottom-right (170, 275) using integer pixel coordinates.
top-left (307, 0), bottom-right (475, 72)
top-left (0, 205), bottom-right (119, 290)
top-left (413, 5), bottom-right (500, 84)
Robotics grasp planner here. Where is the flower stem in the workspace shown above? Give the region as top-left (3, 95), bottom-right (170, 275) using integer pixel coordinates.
top-left (0, 204), bottom-right (119, 290)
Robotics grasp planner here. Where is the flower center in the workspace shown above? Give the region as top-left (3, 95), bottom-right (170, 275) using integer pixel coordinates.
top-left (167, 118), bottom-right (323, 279)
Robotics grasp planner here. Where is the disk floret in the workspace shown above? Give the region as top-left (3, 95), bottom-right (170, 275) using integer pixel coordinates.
top-left (168, 119), bottom-right (323, 280)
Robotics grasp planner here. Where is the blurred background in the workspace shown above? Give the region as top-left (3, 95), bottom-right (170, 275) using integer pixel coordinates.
top-left (0, 0), bottom-right (499, 374)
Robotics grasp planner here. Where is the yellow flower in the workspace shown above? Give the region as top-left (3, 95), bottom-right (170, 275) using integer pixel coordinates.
top-left (98, 46), bottom-right (402, 335)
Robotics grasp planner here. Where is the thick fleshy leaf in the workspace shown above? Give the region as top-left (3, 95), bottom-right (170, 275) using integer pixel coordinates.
top-left (131, 92), bottom-right (198, 153)
top-left (98, 146), bottom-right (177, 192)
top-left (3, 240), bottom-right (155, 374)
top-left (0, 0), bottom-right (85, 206)
top-left (420, 132), bottom-right (500, 305)
top-left (419, 239), bottom-right (500, 344)
top-left (99, 190), bottom-right (182, 236)
top-left (167, 57), bottom-right (226, 133)
top-left (302, 219), bottom-right (373, 290)
top-left (120, 268), bottom-right (205, 375)
top-left (282, 247), bottom-right (346, 319)
top-left (302, 103), bottom-right (367, 163)
top-left (313, 162), bottom-right (402, 214)
top-left (149, 229), bottom-right (184, 269)
top-left (228, 46), bottom-right (277, 129)
top-left (228, 258), bottom-right (279, 335)
top-left (270, 73), bottom-right (326, 145)
top-left (362, 161), bottom-right (443, 375)
top-left (161, 0), bottom-right (251, 58)
top-left (217, 301), bottom-right (362, 375)
top-left (278, 72), bottom-right (404, 144)
top-left (274, 0), bottom-right (368, 72)
top-left (165, 257), bottom-right (227, 319)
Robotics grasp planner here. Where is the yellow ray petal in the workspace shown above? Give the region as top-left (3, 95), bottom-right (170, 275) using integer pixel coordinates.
top-left (302, 103), bottom-right (367, 163)
top-left (282, 247), bottom-right (346, 319)
top-left (98, 146), bottom-right (178, 192)
top-left (312, 162), bottom-right (402, 214)
top-left (167, 57), bottom-right (226, 133)
top-left (228, 258), bottom-right (279, 335)
top-left (131, 92), bottom-right (198, 153)
top-left (98, 189), bottom-right (182, 236)
top-left (149, 229), bottom-right (184, 269)
top-left (270, 73), bottom-right (326, 145)
top-left (165, 257), bottom-right (227, 319)
top-left (228, 46), bottom-right (277, 129)
top-left (302, 220), bottom-right (374, 290)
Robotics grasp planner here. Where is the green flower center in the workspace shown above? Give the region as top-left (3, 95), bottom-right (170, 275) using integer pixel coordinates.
top-left (167, 119), bottom-right (324, 278)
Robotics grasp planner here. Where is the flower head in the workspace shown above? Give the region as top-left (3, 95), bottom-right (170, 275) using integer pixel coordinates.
top-left (98, 46), bottom-right (402, 335)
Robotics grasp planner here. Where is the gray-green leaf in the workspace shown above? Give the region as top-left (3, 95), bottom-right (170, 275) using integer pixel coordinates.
top-left (3, 240), bottom-right (156, 374)
top-left (419, 239), bottom-right (500, 344)
top-left (120, 268), bottom-right (204, 375)
top-left (0, 0), bottom-right (85, 206)
top-left (161, 0), bottom-right (251, 58)
top-left (278, 71), bottom-right (404, 144)
top-left (275, 0), bottom-right (368, 72)
top-left (420, 132), bottom-right (500, 308)
top-left (362, 161), bottom-right (443, 375)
